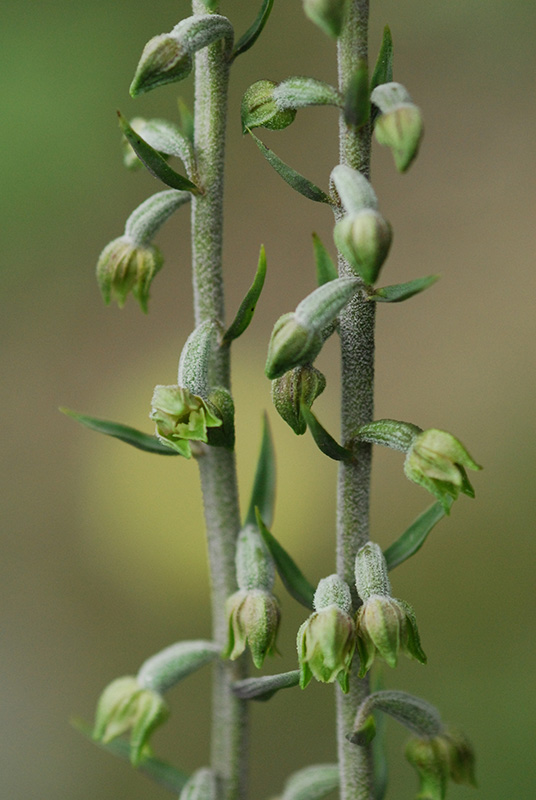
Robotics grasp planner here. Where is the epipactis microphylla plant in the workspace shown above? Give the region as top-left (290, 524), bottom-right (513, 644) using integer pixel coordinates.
top-left (64, 2), bottom-right (482, 799)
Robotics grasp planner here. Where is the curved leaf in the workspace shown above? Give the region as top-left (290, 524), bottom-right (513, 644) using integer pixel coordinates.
top-left (232, 670), bottom-right (300, 701)
top-left (370, 25), bottom-right (393, 92)
top-left (60, 408), bottom-right (178, 455)
top-left (223, 245), bottom-right (267, 344)
top-left (368, 275), bottom-right (439, 303)
top-left (256, 511), bottom-right (315, 609)
top-left (118, 113), bottom-right (201, 194)
top-left (72, 718), bottom-right (189, 793)
top-left (384, 500), bottom-right (451, 570)
top-left (248, 130), bottom-right (331, 204)
top-left (244, 413), bottom-right (276, 528)
top-left (300, 404), bottom-right (353, 461)
top-left (312, 233), bottom-right (338, 286)
top-left (232, 0), bottom-right (274, 60)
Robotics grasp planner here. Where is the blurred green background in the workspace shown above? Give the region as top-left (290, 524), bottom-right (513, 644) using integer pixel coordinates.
top-left (2, 1), bottom-right (535, 798)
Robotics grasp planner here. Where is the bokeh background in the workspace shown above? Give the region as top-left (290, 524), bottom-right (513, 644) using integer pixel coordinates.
top-left (2, 1), bottom-right (535, 798)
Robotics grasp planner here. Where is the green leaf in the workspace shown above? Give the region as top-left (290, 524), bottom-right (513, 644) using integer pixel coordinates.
top-left (370, 25), bottom-right (393, 92)
top-left (312, 233), bottom-right (338, 285)
top-left (177, 98), bottom-right (195, 144)
top-left (256, 511), bottom-right (315, 609)
top-left (232, 670), bottom-right (300, 701)
top-left (118, 112), bottom-right (201, 194)
top-left (368, 275), bottom-right (439, 303)
top-left (223, 246), bottom-right (267, 343)
top-left (247, 130), bottom-right (331, 204)
top-left (244, 414), bottom-right (276, 528)
top-left (383, 500), bottom-right (451, 571)
top-left (300, 404), bottom-right (353, 461)
top-left (60, 408), bottom-right (178, 455)
top-left (72, 718), bottom-right (189, 793)
top-left (344, 60), bottom-right (370, 129)
top-left (232, 0), bottom-right (274, 59)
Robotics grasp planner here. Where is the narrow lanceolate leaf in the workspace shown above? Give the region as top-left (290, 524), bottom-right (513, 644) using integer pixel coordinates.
top-left (282, 764), bottom-right (340, 800)
top-left (300, 404), bottom-right (353, 461)
top-left (248, 130), bottom-right (331, 204)
top-left (118, 113), bottom-right (201, 194)
top-left (368, 275), bottom-right (439, 303)
top-left (72, 718), bottom-right (189, 793)
top-left (223, 246), bottom-right (267, 343)
top-left (256, 511), bottom-right (315, 609)
top-left (177, 98), bottom-right (195, 144)
top-left (383, 500), bottom-right (451, 571)
top-left (273, 77), bottom-right (342, 111)
top-left (60, 409), bottom-right (178, 455)
top-left (312, 233), bottom-right (338, 285)
top-left (244, 413), bottom-right (276, 528)
top-left (232, 670), bottom-right (300, 701)
top-left (232, 0), bottom-right (274, 60)
top-left (370, 25), bottom-right (393, 92)
top-left (344, 60), bottom-right (370, 128)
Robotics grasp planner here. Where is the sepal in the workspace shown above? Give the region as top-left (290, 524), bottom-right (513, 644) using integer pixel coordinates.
top-left (150, 385), bottom-right (222, 458)
top-left (130, 15), bottom-right (234, 97)
top-left (271, 365), bottom-right (326, 434)
top-left (92, 676), bottom-right (169, 766)
top-left (371, 83), bottom-right (423, 172)
top-left (303, 0), bottom-right (349, 39)
top-left (406, 728), bottom-right (476, 799)
top-left (97, 238), bottom-right (163, 312)
top-left (355, 594), bottom-right (426, 675)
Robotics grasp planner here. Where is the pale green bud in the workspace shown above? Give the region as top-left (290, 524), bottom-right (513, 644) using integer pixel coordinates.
top-left (297, 605), bottom-right (356, 692)
top-left (241, 80), bottom-right (296, 134)
top-left (303, 0), bottom-right (349, 38)
top-left (405, 729), bottom-right (476, 799)
top-left (130, 15), bottom-right (234, 97)
top-left (271, 365), bottom-right (326, 435)
top-left (265, 278), bottom-right (360, 379)
top-left (404, 429), bottom-right (482, 513)
top-left (371, 83), bottom-right (424, 173)
top-left (96, 237), bottom-right (163, 313)
top-left (179, 768), bottom-right (217, 800)
top-left (333, 209), bottom-right (392, 285)
top-left (355, 594), bottom-right (426, 676)
top-left (224, 589), bottom-right (281, 669)
top-left (92, 675), bottom-right (169, 766)
top-left (236, 524), bottom-right (275, 592)
top-left (150, 385), bottom-right (222, 458)
top-left (354, 541), bottom-right (391, 601)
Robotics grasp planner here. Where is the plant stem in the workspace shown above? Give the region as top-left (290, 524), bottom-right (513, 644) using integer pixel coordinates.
top-left (336, 2), bottom-right (375, 799)
top-left (191, 3), bottom-right (247, 799)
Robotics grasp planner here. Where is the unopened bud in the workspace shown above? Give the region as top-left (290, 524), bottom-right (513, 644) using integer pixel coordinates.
top-left (371, 82), bottom-right (424, 172)
top-left (224, 589), bottom-right (280, 669)
top-left (333, 209), bottom-right (392, 285)
top-left (405, 729), bottom-right (476, 799)
top-left (271, 365), bottom-right (326, 435)
top-left (241, 80), bottom-right (296, 134)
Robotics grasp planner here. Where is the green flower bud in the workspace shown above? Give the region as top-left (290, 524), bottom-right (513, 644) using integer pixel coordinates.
top-left (92, 676), bottom-right (169, 766)
top-left (297, 575), bottom-right (356, 692)
top-left (355, 594), bottom-right (426, 676)
top-left (371, 83), bottom-right (424, 173)
top-left (333, 209), bottom-right (392, 285)
top-left (96, 237), bottom-right (163, 313)
top-left (236, 523), bottom-right (276, 592)
top-left (404, 429), bottom-right (482, 513)
top-left (271, 365), bottom-right (326, 435)
top-left (405, 729), bottom-right (476, 799)
top-left (150, 385), bottom-right (222, 458)
top-left (223, 589), bottom-right (281, 669)
top-left (241, 80), bottom-right (297, 134)
top-left (266, 278), bottom-right (360, 379)
top-left (303, 0), bottom-right (349, 39)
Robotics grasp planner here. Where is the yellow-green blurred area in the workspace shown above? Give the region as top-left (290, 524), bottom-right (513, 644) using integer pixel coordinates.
top-left (2, 0), bottom-right (535, 797)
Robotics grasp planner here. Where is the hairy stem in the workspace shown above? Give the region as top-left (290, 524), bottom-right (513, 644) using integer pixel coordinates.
top-left (191, 3), bottom-right (247, 799)
top-left (336, 2), bottom-right (375, 799)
